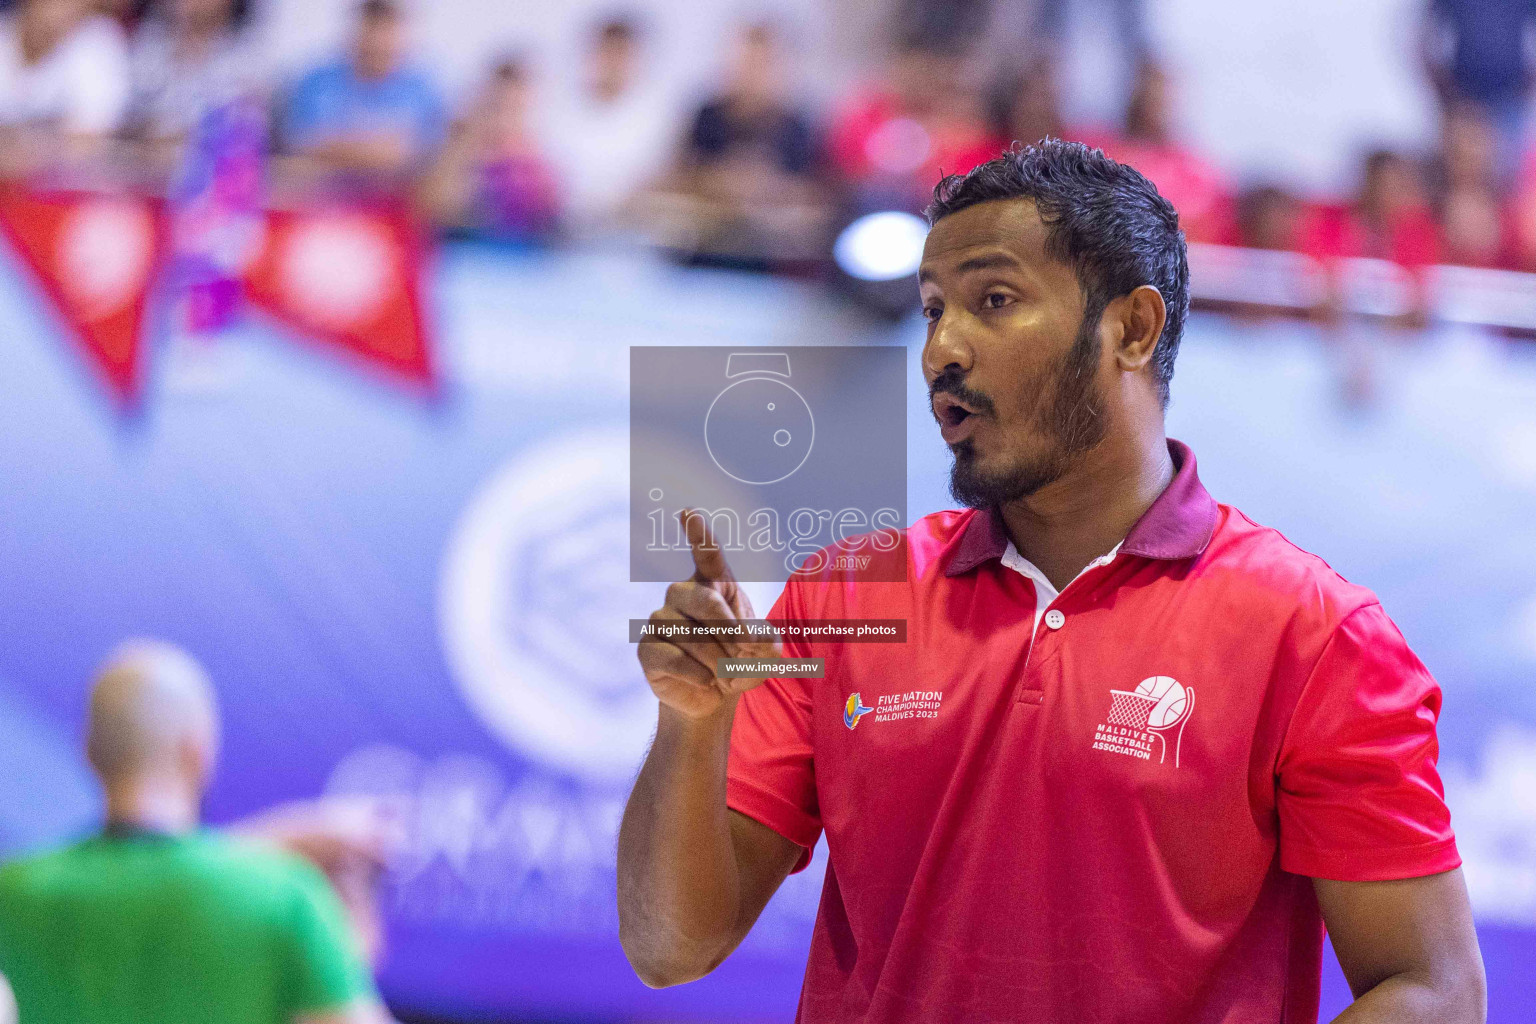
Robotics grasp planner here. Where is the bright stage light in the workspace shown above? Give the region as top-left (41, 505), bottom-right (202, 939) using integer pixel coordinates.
top-left (833, 211), bottom-right (928, 282)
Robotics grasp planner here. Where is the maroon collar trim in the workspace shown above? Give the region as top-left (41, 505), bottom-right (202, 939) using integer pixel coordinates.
top-left (943, 439), bottom-right (1218, 577)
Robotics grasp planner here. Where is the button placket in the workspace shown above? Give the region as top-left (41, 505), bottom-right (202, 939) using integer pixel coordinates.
top-left (1015, 616), bottom-right (1055, 704)
top-left (1015, 602), bottom-right (1057, 705)
top-left (1007, 549), bottom-right (1115, 707)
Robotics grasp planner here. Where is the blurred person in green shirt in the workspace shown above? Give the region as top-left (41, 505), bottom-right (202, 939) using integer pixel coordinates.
top-left (0, 639), bottom-right (390, 1024)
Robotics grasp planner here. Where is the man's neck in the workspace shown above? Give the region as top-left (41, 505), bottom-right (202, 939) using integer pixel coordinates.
top-left (103, 780), bottom-right (199, 836)
top-left (998, 430), bottom-right (1174, 592)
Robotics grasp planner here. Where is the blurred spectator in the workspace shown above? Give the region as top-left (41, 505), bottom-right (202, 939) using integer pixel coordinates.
top-left (991, 0), bottom-right (1148, 108)
top-left (1433, 100), bottom-right (1501, 195)
top-left (1236, 183), bottom-right (1303, 251)
top-left (0, 639), bottom-right (389, 1024)
top-left (650, 21), bottom-right (829, 269)
top-left (278, 0), bottom-right (445, 194)
top-left (0, 0), bottom-right (129, 174)
top-left (892, 0), bottom-right (991, 52)
top-left (987, 54), bottom-right (1064, 148)
top-left (125, 0), bottom-right (263, 165)
top-left (95, 0), bottom-right (144, 30)
top-left (1439, 184), bottom-right (1504, 267)
top-left (1430, 101), bottom-right (1507, 267)
top-left (820, 0), bottom-right (899, 89)
top-left (1506, 154), bottom-right (1536, 269)
top-left (1355, 149), bottom-right (1442, 270)
top-left (1304, 149), bottom-right (1440, 328)
top-left (827, 34), bottom-right (1002, 212)
top-left (1216, 183), bottom-right (1309, 325)
top-left (1421, 0), bottom-right (1536, 181)
top-left (1030, 0), bottom-right (1149, 65)
top-left (420, 54), bottom-right (559, 241)
top-left (1299, 151), bottom-right (1441, 408)
top-left (544, 14), bottom-right (676, 236)
top-left (1092, 61), bottom-right (1232, 243)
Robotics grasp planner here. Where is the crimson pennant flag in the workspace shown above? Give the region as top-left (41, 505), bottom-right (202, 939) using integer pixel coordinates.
top-left (0, 187), bottom-right (164, 406)
top-left (242, 205), bottom-right (436, 391)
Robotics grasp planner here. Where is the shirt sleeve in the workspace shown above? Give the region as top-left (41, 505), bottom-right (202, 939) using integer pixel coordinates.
top-left (1276, 601), bottom-right (1460, 882)
top-left (726, 580), bottom-right (821, 873)
top-left (277, 860), bottom-right (376, 1016)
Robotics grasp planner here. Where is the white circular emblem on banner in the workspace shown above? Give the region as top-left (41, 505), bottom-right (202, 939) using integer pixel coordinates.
top-left (59, 199), bottom-right (154, 321)
top-left (281, 214), bottom-right (392, 328)
top-left (438, 428), bottom-right (661, 781)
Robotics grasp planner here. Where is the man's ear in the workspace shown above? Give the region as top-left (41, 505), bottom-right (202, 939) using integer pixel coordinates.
top-left (1105, 285), bottom-right (1167, 373)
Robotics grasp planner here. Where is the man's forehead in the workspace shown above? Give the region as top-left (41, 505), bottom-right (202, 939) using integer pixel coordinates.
top-left (920, 198), bottom-right (1049, 272)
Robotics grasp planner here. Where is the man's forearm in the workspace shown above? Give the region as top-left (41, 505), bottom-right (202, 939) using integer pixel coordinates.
top-left (617, 697), bottom-right (743, 986)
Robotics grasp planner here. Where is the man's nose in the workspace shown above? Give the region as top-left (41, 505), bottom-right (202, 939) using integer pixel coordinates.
top-left (922, 315), bottom-right (975, 382)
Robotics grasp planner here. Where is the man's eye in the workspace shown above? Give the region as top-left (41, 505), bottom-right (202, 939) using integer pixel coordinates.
top-left (983, 293), bottom-right (1012, 309)
top-left (922, 307), bottom-right (942, 323)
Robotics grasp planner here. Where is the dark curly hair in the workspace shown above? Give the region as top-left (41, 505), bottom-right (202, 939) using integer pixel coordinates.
top-left (926, 139), bottom-right (1189, 408)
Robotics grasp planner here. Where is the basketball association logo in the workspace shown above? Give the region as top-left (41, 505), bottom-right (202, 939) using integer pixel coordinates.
top-left (1092, 676), bottom-right (1195, 768)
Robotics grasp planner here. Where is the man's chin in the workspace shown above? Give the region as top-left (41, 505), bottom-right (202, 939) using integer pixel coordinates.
top-left (949, 448), bottom-right (1057, 509)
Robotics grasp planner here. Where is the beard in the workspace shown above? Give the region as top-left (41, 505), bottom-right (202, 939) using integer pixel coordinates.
top-left (945, 310), bottom-right (1109, 509)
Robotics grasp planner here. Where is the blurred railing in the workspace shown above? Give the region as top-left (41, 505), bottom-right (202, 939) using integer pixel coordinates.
top-left (1188, 242), bottom-right (1536, 331)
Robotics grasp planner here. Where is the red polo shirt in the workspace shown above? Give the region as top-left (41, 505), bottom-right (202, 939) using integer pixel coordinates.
top-left (725, 440), bottom-right (1458, 1024)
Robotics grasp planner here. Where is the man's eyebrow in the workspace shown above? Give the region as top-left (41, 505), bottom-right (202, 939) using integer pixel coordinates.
top-left (917, 252), bottom-right (1022, 284)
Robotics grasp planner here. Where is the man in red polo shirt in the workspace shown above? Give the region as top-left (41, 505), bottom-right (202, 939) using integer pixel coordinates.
top-left (618, 140), bottom-right (1486, 1023)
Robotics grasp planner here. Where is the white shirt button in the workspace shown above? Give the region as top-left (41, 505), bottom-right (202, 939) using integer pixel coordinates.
top-left (1044, 609), bottom-right (1066, 630)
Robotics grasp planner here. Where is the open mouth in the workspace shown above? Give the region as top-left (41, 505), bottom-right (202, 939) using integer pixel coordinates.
top-left (932, 394), bottom-right (984, 444)
top-left (935, 396), bottom-right (979, 428)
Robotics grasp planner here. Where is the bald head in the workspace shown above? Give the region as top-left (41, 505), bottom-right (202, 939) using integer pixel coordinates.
top-left (87, 640), bottom-right (219, 788)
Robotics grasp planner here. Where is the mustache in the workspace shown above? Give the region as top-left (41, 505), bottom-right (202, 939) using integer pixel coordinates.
top-left (928, 367), bottom-right (996, 417)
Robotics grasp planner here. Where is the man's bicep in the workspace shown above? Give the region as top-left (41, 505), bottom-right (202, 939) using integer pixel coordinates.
top-left (1314, 869), bottom-right (1483, 1003)
top-left (725, 809), bottom-right (806, 945)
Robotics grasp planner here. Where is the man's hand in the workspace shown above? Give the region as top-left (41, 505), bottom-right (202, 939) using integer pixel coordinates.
top-left (638, 511), bottom-right (783, 720)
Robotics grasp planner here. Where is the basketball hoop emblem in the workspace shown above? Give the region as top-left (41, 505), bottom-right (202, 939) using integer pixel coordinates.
top-left (1097, 676), bottom-right (1195, 768)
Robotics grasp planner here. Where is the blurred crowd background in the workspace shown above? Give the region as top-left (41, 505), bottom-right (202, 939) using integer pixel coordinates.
top-left (2, 0), bottom-right (1536, 1022)
top-left (7, 0), bottom-right (1536, 284)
